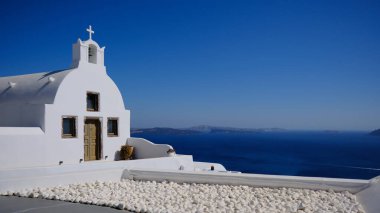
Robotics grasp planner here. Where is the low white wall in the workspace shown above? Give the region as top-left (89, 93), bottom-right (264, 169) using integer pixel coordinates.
top-left (0, 134), bottom-right (48, 169)
top-left (1, 168), bottom-right (124, 193)
top-left (122, 169), bottom-right (370, 193)
top-left (127, 137), bottom-right (173, 159)
top-left (0, 155), bottom-right (194, 193)
top-left (1, 160), bottom-right (377, 211)
top-left (357, 176), bottom-right (380, 213)
top-left (194, 161), bottom-right (226, 172)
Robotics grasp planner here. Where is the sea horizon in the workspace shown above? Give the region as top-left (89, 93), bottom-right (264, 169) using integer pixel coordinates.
top-left (132, 131), bottom-right (380, 180)
top-left (131, 125), bottom-right (376, 133)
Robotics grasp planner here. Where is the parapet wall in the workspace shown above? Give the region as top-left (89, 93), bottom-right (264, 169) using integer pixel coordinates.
top-left (127, 137), bottom-right (174, 159)
top-left (0, 129), bottom-right (46, 169)
top-left (0, 155), bottom-right (194, 193)
top-left (123, 169), bottom-right (379, 213)
top-left (0, 158), bottom-right (378, 212)
top-left (357, 176), bottom-right (380, 213)
top-left (123, 168), bottom-right (370, 193)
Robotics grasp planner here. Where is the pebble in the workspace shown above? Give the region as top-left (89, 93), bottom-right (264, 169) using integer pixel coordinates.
top-left (2, 179), bottom-right (365, 213)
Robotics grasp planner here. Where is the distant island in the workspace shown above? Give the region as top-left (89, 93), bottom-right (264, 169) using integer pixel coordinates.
top-left (369, 129), bottom-right (380, 136)
top-left (131, 125), bottom-right (287, 135)
top-left (131, 127), bottom-right (199, 135)
top-left (188, 125), bottom-right (286, 133)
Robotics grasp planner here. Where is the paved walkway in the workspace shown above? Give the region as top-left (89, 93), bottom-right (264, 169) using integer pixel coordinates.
top-left (0, 196), bottom-right (132, 213)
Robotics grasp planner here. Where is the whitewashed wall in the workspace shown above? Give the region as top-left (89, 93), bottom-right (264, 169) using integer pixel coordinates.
top-left (127, 138), bottom-right (173, 159)
top-left (0, 63), bottom-right (131, 169)
top-left (0, 155), bottom-right (195, 192)
top-left (357, 176), bottom-right (380, 213)
top-left (123, 169), bottom-right (370, 193)
top-left (0, 129), bottom-right (46, 169)
top-left (193, 161), bottom-right (226, 172)
top-left (43, 65), bottom-right (131, 165)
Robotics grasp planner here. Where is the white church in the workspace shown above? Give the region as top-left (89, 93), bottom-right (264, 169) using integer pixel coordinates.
top-left (0, 26), bottom-right (201, 170)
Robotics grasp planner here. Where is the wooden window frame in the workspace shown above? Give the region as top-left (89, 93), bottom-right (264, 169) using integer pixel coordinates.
top-left (86, 92), bottom-right (100, 112)
top-left (62, 116), bottom-right (77, 138)
top-left (107, 117), bottom-right (119, 137)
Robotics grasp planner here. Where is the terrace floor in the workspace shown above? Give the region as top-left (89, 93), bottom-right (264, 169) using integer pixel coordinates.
top-left (0, 196), bottom-right (131, 213)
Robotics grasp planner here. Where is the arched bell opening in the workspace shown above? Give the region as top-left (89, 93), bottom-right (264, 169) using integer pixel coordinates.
top-left (88, 44), bottom-right (97, 64)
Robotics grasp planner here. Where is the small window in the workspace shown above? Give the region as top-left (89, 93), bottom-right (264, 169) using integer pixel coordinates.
top-left (87, 92), bottom-right (99, 111)
top-left (107, 118), bottom-right (118, 136)
top-left (62, 117), bottom-right (77, 138)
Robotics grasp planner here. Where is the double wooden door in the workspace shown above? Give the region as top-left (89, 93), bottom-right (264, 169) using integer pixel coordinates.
top-left (84, 119), bottom-right (100, 161)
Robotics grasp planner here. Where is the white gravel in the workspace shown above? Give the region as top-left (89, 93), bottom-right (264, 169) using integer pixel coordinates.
top-left (2, 179), bottom-right (365, 213)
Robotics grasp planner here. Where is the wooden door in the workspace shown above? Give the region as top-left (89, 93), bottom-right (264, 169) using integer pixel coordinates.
top-left (84, 119), bottom-right (100, 161)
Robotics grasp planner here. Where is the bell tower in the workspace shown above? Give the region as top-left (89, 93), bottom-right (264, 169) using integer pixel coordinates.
top-left (71, 25), bottom-right (106, 70)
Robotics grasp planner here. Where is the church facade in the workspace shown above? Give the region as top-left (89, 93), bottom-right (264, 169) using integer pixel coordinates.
top-left (0, 26), bottom-right (131, 169)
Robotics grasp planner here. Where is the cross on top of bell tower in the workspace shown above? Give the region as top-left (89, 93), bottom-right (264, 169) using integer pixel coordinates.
top-left (86, 25), bottom-right (94, 40)
top-left (71, 25), bottom-right (105, 69)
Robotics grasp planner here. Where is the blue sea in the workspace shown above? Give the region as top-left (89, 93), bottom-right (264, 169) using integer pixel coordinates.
top-left (132, 131), bottom-right (380, 179)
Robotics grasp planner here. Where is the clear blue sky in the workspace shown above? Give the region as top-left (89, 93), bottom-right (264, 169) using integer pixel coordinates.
top-left (0, 0), bottom-right (379, 131)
